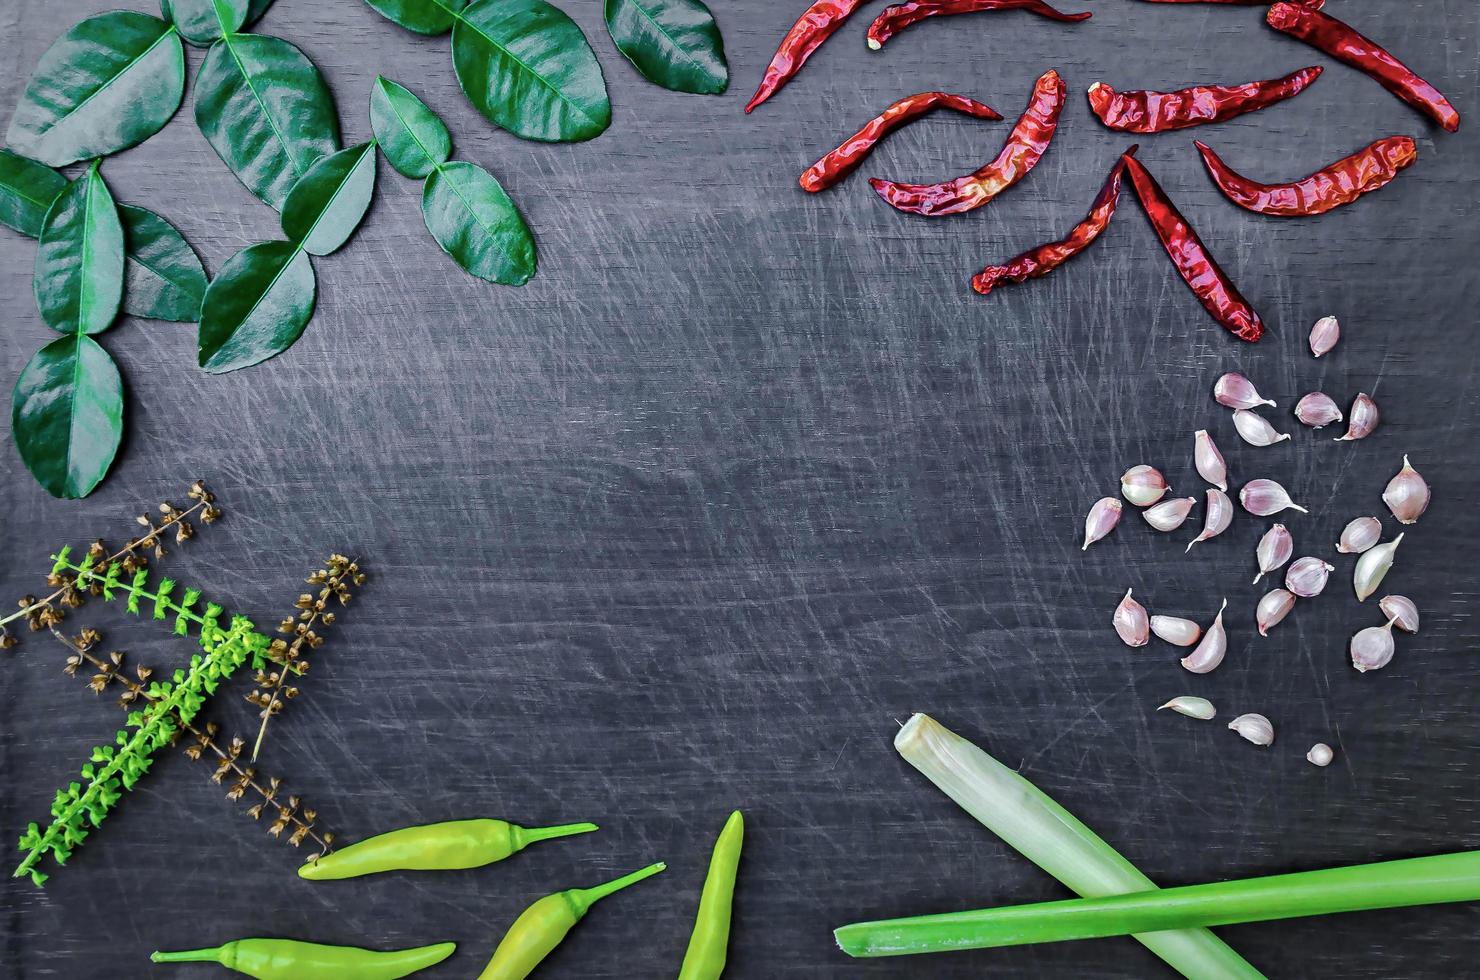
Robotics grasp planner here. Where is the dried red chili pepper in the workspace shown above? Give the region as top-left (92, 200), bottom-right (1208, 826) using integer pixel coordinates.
top-left (971, 149), bottom-right (1134, 296)
top-left (1087, 66), bottom-right (1323, 133)
top-left (745, 0), bottom-right (869, 113)
top-left (800, 93), bottom-right (1002, 193)
top-left (1266, 3), bottom-right (1460, 133)
top-left (1195, 137), bottom-right (1418, 217)
top-left (866, 0), bottom-right (1090, 51)
top-left (1121, 153), bottom-right (1263, 343)
top-left (869, 69), bottom-right (1065, 217)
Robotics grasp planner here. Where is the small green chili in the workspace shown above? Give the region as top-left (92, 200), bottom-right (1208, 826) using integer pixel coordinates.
top-left (150, 938), bottom-right (455, 979)
top-left (475, 861), bottom-right (666, 979)
top-left (678, 809), bottom-right (745, 980)
top-left (298, 818), bottom-right (598, 880)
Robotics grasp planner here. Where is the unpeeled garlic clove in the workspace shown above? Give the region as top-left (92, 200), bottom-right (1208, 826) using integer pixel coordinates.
top-left (1350, 619), bottom-right (1397, 672)
top-left (1121, 465), bottom-right (1169, 507)
top-left (1336, 516), bottom-right (1382, 554)
top-left (1214, 372), bottom-right (1276, 410)
top-left (1306, 743), bottom-right (1334, 767)
top-left (1240, 479), bottom-right (1307, 517)
top-left (1354, 533), bottom-right (1403, 602)
top-left (1382, 455), bottom-right (1430, 525)
top-left (1252, 523), bottom-right (1293, 584)
top-left (1256, 588), bottom-right (1296, 637)
top-left (1186, 489), bottom-right (1233, 553)
top-left (1151, 615), bottom-right (1202, 647)
top-left (1285, 557), bottom-right (1335, 598)
top-left (1233, 410), bottom-right (1291, 447)
top-left (1083, 497), bottom-right (1123, 550)
top-left (1309, 315), bottom-right (1340, 358)
top-left (1158, 696), bottom-right (1216, 720)
top-left (1294, 392), bottom-right (1343, 429)
top-left (1228, 712), bottom-right (1274, 746)
top-left (1180, 599), bottom-right (1228, 674)
top-left (1194, 429), bottom-right (1228, 491)
top-left (1379, 594), bottom-right (1419, 633)
top-left (1335, 392), bottom-right (1379, 442)
top-left (1144, 496), bottom-right (1197, 532)
top-left (1113, 589), bottom-right (1149, 647)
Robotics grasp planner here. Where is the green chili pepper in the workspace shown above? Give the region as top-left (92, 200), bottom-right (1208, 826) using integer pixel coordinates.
top-left (298, 818), bottom-right (598, 880)
top-left (678, 809), bottom-right (744, 980)
top-left (476, 861), bottom-right (666, 979)
top-left (150, 938), bottom-right (455, 979)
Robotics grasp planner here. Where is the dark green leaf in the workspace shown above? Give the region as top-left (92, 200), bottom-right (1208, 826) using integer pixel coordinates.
top-left (281, 142), bottom-right (377, 256)
top-left (0, 149), bottom-right (66, 238)
top-left (194, 33), bottom-right (340, 210)
top-left (11, 335), bottom-right (124, 499)
top-left (5, 12), bottom-right (186, 167)
top-left (370, 76), bottom-right (452, 179)
top-left (604, 0), bottom-right (727, 95)
top-left (452, 0), bottom-right (610, 143)
top-left (198, 240), bottom-right (316, 373)
top-left (119, 205), bottom-right (209, 322)
top-left (422, 160), bottom-right (536, 285)
top-left (35, 164), bottom-right (124, 336)
top-left (360, 0), bottom-right (468, 36)
top-left (161, 0), bottom-right (249, 46)
top-left (245, 0), bottom-right (276, 27)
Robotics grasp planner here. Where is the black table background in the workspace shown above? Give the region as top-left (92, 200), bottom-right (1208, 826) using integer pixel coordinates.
top-left (3, 0), bottom-right (1479, 976)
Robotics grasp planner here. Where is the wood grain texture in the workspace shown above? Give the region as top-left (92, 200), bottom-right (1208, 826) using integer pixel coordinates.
top-left (2, 0), bottom-right (1479, 977)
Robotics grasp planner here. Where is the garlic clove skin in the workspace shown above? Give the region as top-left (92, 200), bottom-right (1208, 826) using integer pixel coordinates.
top-left (1382, 455), bottom-right (1430, 525)
top-left (1253, 523), bottom-right (1293, 584)
top-left (1151, 615), bottom-right (1202, 647)
top-left (1309, 315), bottom-right (1340, 358)
top-left (1336, 516), bottom-right (1382, 554)
top-left (1144, 496), bottom-right (1197, 532)
top-left (1232, 410), bottom-right (1292, 447)
top-left (1350, 620), bottom-right (1397, 672)
top-left (1240, 479), bottom-right (1307, 517)
top-left (1186, 489), bottom-right (1233, 552)
top-left (1113, 589), bottom-right (1150, 647)
top-left (1194, 429), bottom-right (1228, 491)
top-left (1158, 696), bottom-right (1216, 720)
top-left (1256, 588), bottom-right (1296, 637)
top-left (1354, 533), bottom-right (1403, 602)
top-left (1180, 599), bottom-right (1228, 674)
top-left (1285, 557), bottom-right (1336, 598)
top-left (1121, 465), bottom-right (1169, 507)
top-left (1214, 372), bottom-right (1276, 411)
top-left (1335, 392), bottom-right (1379, 442)
top-left (1306, 742), bottom-right (1334, 767)
top-left (1293, 392), bottom-right (1343, 429)
top-left (1228, 712), bottom-right (1274, 747)
top-left (1083, 497), bottom-right (1123, 551)
top-left (1379, 594), bottom-right (1419, 633)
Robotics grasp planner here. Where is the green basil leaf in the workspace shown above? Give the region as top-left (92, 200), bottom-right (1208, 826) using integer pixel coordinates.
top-left (370, 76), bottom-right (452, 179)
top-left (161, 0), bottom-right (249, 46)
top-left (119, 205), bottom-right (209, 322)
top-left (198, 240), bottom-right (316, 373)
top-left (11, 335), bottom-right (124, 499)
top-left (422, 160), bottom-right (536, 285)
top-left (35, 164), bottom-right (124, 336)
top-left (360, 0), bottom-right (468, 36)
top-left (245, 0), bottom-right (276, 27)
top-left (452, 0), bottom-right (611, 143)
top-left (194, 33), bottom-right (340, 210)
top-left (604, 0), bottom-right (727, 95)
top-left (280, 142), bottom-right (377, 256)
top-left (0, 149), bottom-right (67, 238)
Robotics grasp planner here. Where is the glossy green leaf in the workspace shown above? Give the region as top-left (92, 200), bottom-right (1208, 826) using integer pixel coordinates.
top-left (245, 0), bottom-right (276, 26)
top-left (161, 0), bottom-right (249, 46)
top-left (12, 335), bottom-right (124, 499)
top-left (6, 13), bottom-right (186, 167)
top-left (452, 0), bottom-right (611, 142)
top-left (370, 77), bottom-right (452, 179)
top-left (194, 33), bottom-right (341, 210)
top-left (198, 240), bottom-right (316, 373)
top-left (359, 0), bottom-right (468, 36)
top-left (422, 160), bottom-right (536, 285)
top-left (119, 205), bottom-right (209, 322)
top-left (0, 149), bottom-right (67, 237)
top-left (35, 164), bottom-right (124, 336)
top-left (281, 142), bottom-right (377, 256)
top-left (604, 0), bottom-right (727, 95)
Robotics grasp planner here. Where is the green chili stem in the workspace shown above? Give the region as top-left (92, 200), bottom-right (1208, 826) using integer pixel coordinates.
top-left (519, 822), bottom-right (599, 845)
top-left (151, 946), bottom-right (224, 963)
top-left (572, 861), bottom-right (667, 913)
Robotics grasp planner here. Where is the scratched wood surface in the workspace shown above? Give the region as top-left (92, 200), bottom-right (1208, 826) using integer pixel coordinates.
top-left (2, 0), bottom-right (1479, 976)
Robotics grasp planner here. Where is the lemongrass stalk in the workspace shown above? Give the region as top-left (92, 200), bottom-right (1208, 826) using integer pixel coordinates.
top-left (837, 849), bottom-right (1480, 957)
top-left (890, 714), bottom-right (1263, 979)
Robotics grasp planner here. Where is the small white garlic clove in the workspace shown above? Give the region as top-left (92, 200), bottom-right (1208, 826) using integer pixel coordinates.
top-left (1335, 392), bottom-right (1379, 442)
top-left (1350, 619), bottom-right (1397, 672)
top-left (1336, 516), bottom-right (1382, 554)
top-left (1306, 742), bottom-right (1334, 767)
top-left (1083, 497), bottom-right (1123, 551)
top-left (1285, 557), bottom-right (1336, 598)
top-left (1293, 392), bottom-right (1343, 429)
top-left (1379, 594), bottom-right (1419, 633)
top-left (1354, 533), bottom-right (1403, 602)
top-left (1186, 489), bottom-right (1233, 552)
top-left (1214, 372), bottom-right (1276, 411)
top-left (1253, 523), bottom-right (1293, 584)
top-left (1309, 315), bottom-right (1340, 358)
top-left (1232, 409), bottom-right (1292, 447)
top-left (1240, 479), bottom-right (1307, 517)
top-left (1114, 589), bottom-right (1149, 647)
top-left (1151, 615), bottom-right (1202, 647)
top-left (1382, 455), bottom-right (1430, 525)
top-left (1228, 712), bottom-right (1274, 747)
top-left (1256, 588), bottom-right (1296, 637)
top-left (1180, 599), bottom-right (1228, 674)
top-left (1144, 496), bottom-right (1197, 532)
top-left (1194, 429), bottom-right (1228, 491)
top-left (1158, 696), bottom-right (1216, 720)
top-left (1121, 465), bottom-right (1169, 507)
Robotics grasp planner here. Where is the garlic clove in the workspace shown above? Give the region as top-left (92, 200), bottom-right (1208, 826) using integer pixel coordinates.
top-left (1336, 516), bottom-right (1382, 554)
top-left (1382, 455), bottom-right (1430, 525)
top-left (1335, 392), bottom-right (1379, 442)
top-left (1121, 465), bottom-right (1169, 507)
top-left (1083, 497), bottom-right (1123, 551)
top-left (1194, 429), bottom-right (1228, 491)
top-left (1232, 409), bottom-right (1292, 447)
top-left (1151, 615), bottom-right (1202, 647)
top-left (1306, 742), bottom-right (1334, 767)
top-left (1180, 599), bottom-right (1228, 674)
top-left (1293, 392), bottom-right (1343, 429)
top-left (1285, 557), bottom-right (1336, 598)
top-left (1113, 589), bottom-right (1149, 647)
top-left (1350, 619), bottom-right (1397, 672)
top-left (1309, 315), bottom-right (1340, 358)
top-left (1240, 479), bottom-right (1307, 517)
top-left (1144, 496), bottom-right (1197, 532)
top-left (1185, 489), bottom-right (1233, 553)
top-left (1379, 594), bottom-right (1419, 633)
top-left (1256, 588), bottom-right (1296, 637)
top-left (1354, 533), bottom-right (1403, 602)
top-left (1158, 696), bottom-right (1216, 721)
top-left (1228, 712), bottom-right (1274, 747)
top-left (1253, 523), bottom-right (1293, 584)
top-left (1214, 372), bottom-right (1276, 411)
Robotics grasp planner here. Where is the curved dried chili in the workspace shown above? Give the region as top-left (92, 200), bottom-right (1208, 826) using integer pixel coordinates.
top-left (746, 0), bottom-right (869, 113)
top-left (1266, 3), bottom-right (1460, 133)
top-left (870, 69), bottom-right (1065, 217)
top-left (866, 0), bottom-right (1090, 51)
top-left (1087, 67), bottom-right (1322, 133)
top-left (800, 93), bottom-right (1002, 193)
top-left (1195, 137), bottom-right (1417, 217)
top-left (1121, 153), bottom-right (1263, 343)
top-left (972, 149), bottom-right (1134, 296)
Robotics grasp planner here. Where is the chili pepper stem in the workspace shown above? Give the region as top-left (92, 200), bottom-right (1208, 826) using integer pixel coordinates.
top-left (517, 822), bottom-right (600, 846)
top-left (571, 861), bottom-right (667, 914)
top-left (151, 947), bottom-right (225, 963)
